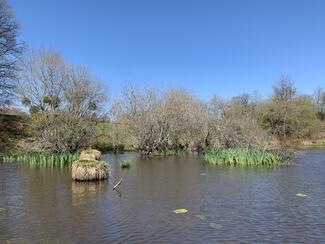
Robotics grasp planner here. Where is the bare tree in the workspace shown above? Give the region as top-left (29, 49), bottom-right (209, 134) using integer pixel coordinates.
top-left (272, 77), bottom-right (296, 142)
top-left (112, 85), bottom-right (170, 155)
top-left (64, 65), bottom-right (108, 117)
top-left (207, 95), bottom-right (272, 149)
top-left (0, 0), bottom-right (23, 107)
top-left (314, 87), bottom-right (325, 120)
top-left (163, 89), bottom-right (208, 151)
top-left (17, 50), bottom-right (66, 112)
top-left (16, 49), bottom-right (108, 153)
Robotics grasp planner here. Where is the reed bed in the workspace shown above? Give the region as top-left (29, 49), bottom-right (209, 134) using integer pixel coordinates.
top-left (203, 148), bottom-right (289, 167)
top-left (3, 153), bottom-right (79, 166)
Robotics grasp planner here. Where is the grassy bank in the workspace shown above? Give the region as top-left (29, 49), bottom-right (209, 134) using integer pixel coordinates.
top-left (203, 148), bottom-right (289, 167)
top-left (300, 139), bottom-right (325, 148)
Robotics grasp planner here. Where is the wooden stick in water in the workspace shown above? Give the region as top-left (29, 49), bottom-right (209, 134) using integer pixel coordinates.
top-left (113, 177), bottom-right (123, 190)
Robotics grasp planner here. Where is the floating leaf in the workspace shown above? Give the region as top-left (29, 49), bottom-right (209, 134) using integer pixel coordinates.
top-left (209, 223), bottom-right (222, 229)
top-left (0, 208), bottom-right (6, 213)
top-left (195, 214), bottom-right (206, 220)
top-left (173, 209), bottom-right (188, 214)
top-left (296, 193), bottom-right (307, 197)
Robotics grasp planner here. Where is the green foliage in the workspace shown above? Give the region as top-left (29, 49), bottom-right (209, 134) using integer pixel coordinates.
top-left (261, 95), bottom-right (319, 140)
top-left (29, 105), bottom-right (41, 114)
top-left (203, 148), bottom-right (288, 167)
top-left (92, 142), bottom-right (115, 153)
top-left (88, 102), bottom-right (97, 111)
top-left (3, 153), bottom-right (79, 166)
top-left (42, 96), bottom-right (60, 109)
top-left (173, 209), bottom-right (188, 214)
top-left (93, 122), bottom-right (114, 152)
top-left (21, 97), bottom-right (31, 106)
top-left (0, 112), bottom-right (29, 154)
top-left (93, 122), bottom-right (134, 153)
top-left (121, 160), bottom-right (130, 168)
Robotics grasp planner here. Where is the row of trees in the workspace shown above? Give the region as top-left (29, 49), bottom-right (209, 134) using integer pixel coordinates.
top-left (110, 79), bottom-right (324, 155)
top-left (0, 0), bottom-right (324, 155)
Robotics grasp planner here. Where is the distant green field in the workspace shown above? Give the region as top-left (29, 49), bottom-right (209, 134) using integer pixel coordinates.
top-left (94, 122), bottom-right (135, 153)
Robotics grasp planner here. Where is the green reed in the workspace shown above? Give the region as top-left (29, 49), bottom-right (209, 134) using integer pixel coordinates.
top-left (3, 153), bottom-right (79, 166)
top-left (203, 148), bottom-right (289, 167)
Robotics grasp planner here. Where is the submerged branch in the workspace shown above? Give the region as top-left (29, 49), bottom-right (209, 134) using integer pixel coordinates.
top-left (113, 177), bottom-right (123, 190)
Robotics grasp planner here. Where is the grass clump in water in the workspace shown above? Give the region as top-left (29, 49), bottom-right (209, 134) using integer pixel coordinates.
top-left (72, 159), bottom-right (108, 181)
top-left (203, 148), bottom-right (289, 167)
top-left (73, 159), bottom-right (107, 170)
top-left (2, 153), bottom-right (79, 166)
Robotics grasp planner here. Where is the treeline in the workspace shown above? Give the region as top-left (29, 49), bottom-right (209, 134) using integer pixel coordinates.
top-left (109, 80), bottom-right (325, 155)
top-left (0, 0), bottom-right (325, 155)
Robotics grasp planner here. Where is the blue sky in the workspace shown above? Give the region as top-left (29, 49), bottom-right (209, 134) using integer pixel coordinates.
top-left (9, 0), bottom-right (325, 100)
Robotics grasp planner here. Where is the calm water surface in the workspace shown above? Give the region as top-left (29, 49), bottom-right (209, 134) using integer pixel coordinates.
top-left (1, 149), bottom-right (325, 243)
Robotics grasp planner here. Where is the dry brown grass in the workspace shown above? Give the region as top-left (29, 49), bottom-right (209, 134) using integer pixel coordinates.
top-left (79, 149), bottom-right (101, 160)
top-left (72, 159), bottom-right (108, 181)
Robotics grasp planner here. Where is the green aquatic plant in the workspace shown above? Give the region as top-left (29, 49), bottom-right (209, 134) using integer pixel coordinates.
top-left (2, 153), bottom-right (79, 166)
top-left (203, 148), bottom-right (289, 167)
top-left (121, 160), bottom-right (131, 168)
top-left (209, 223), bottom-right (222, 230)
top-left (296, 193), bottom-right (307, 197)
top-left (173, 209), bottom-right (188, 214)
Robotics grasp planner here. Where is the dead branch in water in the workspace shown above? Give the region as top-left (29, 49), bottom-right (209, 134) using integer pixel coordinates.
top-left (113, 177), bottom-right (123, 190)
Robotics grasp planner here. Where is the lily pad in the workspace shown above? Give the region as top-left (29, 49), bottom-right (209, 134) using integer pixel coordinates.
top-left (173, 209), bottom-right (188, 214)
top-left (195, 214), bottom-right (206, 220)
top-left (209, 222), bottom-right (222, 229)
top-left (296, 193), bottom-right (307, 197)
top-left (0, 208), bottom-right (6, 213)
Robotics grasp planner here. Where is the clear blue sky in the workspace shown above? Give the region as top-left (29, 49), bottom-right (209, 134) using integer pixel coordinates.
top-left (9, 0), bottom-right (325, 100)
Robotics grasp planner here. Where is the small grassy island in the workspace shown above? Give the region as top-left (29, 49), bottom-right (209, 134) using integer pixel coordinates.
top-left (72, 159), bottom-right (108, 181)
top-left (71, 150), bottom-right (108, 181)
top-left (79, 149), bottom-right (102, 161)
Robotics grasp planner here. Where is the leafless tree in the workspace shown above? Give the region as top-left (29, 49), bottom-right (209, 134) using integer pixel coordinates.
top-left (0, 0), bottom-right (24, 107)
top-left (272, 77), bottom-right (296, 142)
top-left (17, 50), bottom-right (66, 112)
top-left (163, 89), bottom-right (208, 151)
top-left (207, 95), bottom-right (272, 149)
top-left (16, 49), bottom-right (108, 153)
top-left (64, 65), bottom-right (108, 117)
top-left (314, 87), bottom-right (325, 120)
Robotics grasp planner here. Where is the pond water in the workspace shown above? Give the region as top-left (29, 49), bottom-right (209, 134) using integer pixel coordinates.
top-left (1, 149), bottom-right (325, 243)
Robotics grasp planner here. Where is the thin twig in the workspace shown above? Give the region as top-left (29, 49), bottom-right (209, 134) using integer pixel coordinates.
top-left (113, 177), bottom-right (123, 190)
